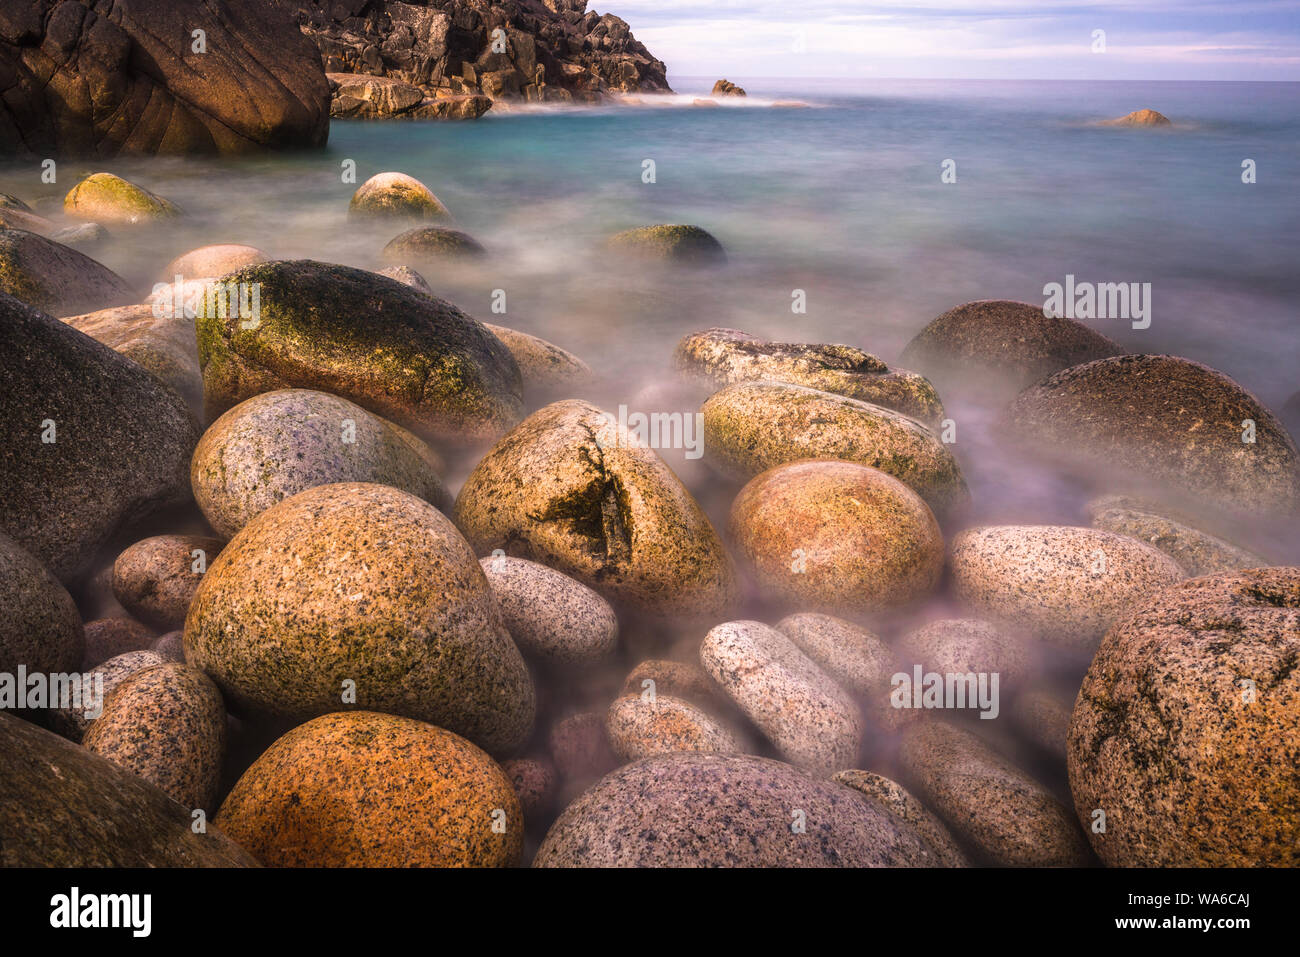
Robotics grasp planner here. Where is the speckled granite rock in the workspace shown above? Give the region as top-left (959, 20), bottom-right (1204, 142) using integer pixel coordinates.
top-left (949, 525), bottom-right (1184, 651)
top-left (899, 299), bottom-right (1123, 392)
top-left (775, 612), bottom-right (905, 731)
top-left (185, 482), bottom-right (534, 755)
top-left (82, 617), bottom-right (155, 669)
top-left (701, 620), bottom-right (861, 774)
top-left (382, 226), bottom-right (486, 263)
top-left (619, 658), bottom-right (724, 712)
top-left (502, 756), bottom-right (557, 822)
top-left (48, 649), bottom-right (166, 741)
top-left (1001, 354), bottom-right (1300, 515)
top-left (0, 529), bottom-right (83, 678)
top-left (1101, 108), bottom-right (1172, 127)
top-left (896, 619), bottom-right (1032, 690)
top-left (0, 228), bottom-right (134, 318)
top-left (348, 172), bottom-right (451, 221)
top-left (832, 770), bottom-right (969, 867)
top-left (216, 711), bottom-right (522, 867)
top-left (1009, 688), bottom-right (1072, 763)
top-left (484, 323), bottom-right (594, 395)
top-left (1086, 494), bottom-right (1267, 576)
top-left (608, 225), bottom-right (725, 264)
top-left (1068, 568), bottom-right (1300, 866)
top-left (606, 693), bottom-right (742, 762)
top-left (454, 400), bottom-right (737, 620)
top-left (112, 535), bottom-right (225, 631)
top-left (191, 389), bottom-right (448, 538)
top-left (702, 381), bottom-right (967, 516)
top-left (83, 662), bottom-right (226, 812)
top-left (677, 328), bottom-right (944, 426)
top-left (900, 721), bottom-right (1091, 867)
top-left (0, 292), bottom-right (200, 582)
top-left (534, 751), bottom-right (935, 867)
top-left (196, 260), bottom-right (521, 445)
top-left (479, 555), bottom-right (617, 665)
top-left (377, 264), bottom-right (434, 294)
top-left (64, 173), bottom-right (181, 224)
top-left (161, 243), bottom-right (268, 281)
top-left (729, 460), bottom-right (944, 616)
top-left (61, 304), bottom-right (203, 411)
top-left (152, 631), bottom-right (186, 663)
top-left (0, 711), bottom-right (256, 867)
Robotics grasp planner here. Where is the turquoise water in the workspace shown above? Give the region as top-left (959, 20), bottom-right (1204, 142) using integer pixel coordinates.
top-left (3, 77), bottom-right (1297, 552)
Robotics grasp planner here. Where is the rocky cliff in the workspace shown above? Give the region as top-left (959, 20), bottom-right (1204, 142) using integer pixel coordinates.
top-left (293, 0), bottom-right (671, 104)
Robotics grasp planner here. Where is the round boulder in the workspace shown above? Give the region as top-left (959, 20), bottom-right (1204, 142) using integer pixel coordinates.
top-left (348, 172), bottom-right (450, 221)
top-left (382, 226), bottom-right (486, 263)
top-left (0, 529), bottom-right (83, 679)
top-left (112, 535), bottom-right (226, 631)
top-left (63, 173), bottom-right (181, 224)
top-left (607, 225), bottom-right (726, 264)
top-left (606, 693), bottom-right (742, 762)
top-left (0, 228), bottom-right (134, 317)
top-left (162, 243), bottom-right (267, 281)
top-left (478, 555), bottom-right (617, 666)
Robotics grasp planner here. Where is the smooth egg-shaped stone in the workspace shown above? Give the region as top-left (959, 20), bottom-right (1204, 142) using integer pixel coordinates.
top-left (63, 173), bottom-right (181, 224)
top-left (348, 172), bottom-right (450, 221)
top-left (112, 534), bottom-right (225, 631)
top-left (606, 693), bottom-right (742, 762)
top-left (479, 555), bottom-right (617, 666)
top-left (0, 529), bottom-right (83, 677)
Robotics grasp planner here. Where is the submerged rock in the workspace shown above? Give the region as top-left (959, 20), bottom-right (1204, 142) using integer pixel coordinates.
top-left (606, 693), bottom-right (742, 762)
top-left (1101, 109), bottom-right (1172, 127)
top-left (162, 243), bottom-right (268, 281)
top-left (382, 226), bottom-right (487, 263)
top-left (64, 173), bottom-right (181, 223)
top-left (484, 323), bottom-right (594, 394)
top-left (608, 225), bottom-right (726, 264)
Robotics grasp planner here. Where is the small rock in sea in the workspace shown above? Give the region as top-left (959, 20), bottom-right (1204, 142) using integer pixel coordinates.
top-left (454, 400), bottom-right (738, 621)
top-left (1068, 567), bottom-right (1300, 866)
top-left (347, 171), bottom-right (450, 221)
top-left (1008, 688), bottom-right (1072, 764)
top-left (677, 327), bottom-right (945, 427)
top-left (501, 756), bottom-right (557, 822)
top-left (606, 693), bottom-right (743, 762)
top-left (0, 228), bottom-right (134, 317)
top-left (0, 293), bottom-right (199, 583)
top-left (61, 304), bottom-right (203, 411)
top-left (0, 529), bottom-right (84, 678)
top-left (83, 662), bottom-right (226, 812)
top-left (692, 98), bottom-right (719, 108)
top-left (701, 620), bottom-right (861, 774)
top-left (111, 535), bottom-right (226, 631)
top-left (534, 751), bottom-right (937, 867)
top-left (382, 226), bottom-right (487, 263)
top-left (0, 712), bottom-right (255, 867)
top-left (161, 243), bottom-right (267, 281)
top-left (216, 711), bottom-right (523, 867)
top-left (479, 555), bottom-right (618, 666)
top-left (1000, 354), bottom-right (1300, 516)
top-left (728, 460), bottom-right (945, 616)
top-left (899, 720), bottom-right (1091, 866)
top-left (949, 524), bottom-right (1185, 651)
top-left (711, 79), bottom-right (746, 97)
top-left (195, 260), bottom-right (522, 444)
top-left (895, 618), bottom-right (1032, 692)
top-left (191, 388), bottom-right (448, 538)
top-left (82, 617), bottom-right (155, 669)
top-left (607, 224), bottom-right (726, 264)
top-left (185, 482), bottom-right (535, 755)
top-left (47, 650), bottom-right (166, 742)
top-left (1101, 108), bottom-right (1172, 127)
top-left (1086, 494), bottom-right (1268, 576)
top-left (63, 172), bottom-right (182, 223)
top-left (484, 323), bottom-right (594, 394)
top-left (832, 770), bottom-right (970, 867)
top-left (899, 299), bottom-right (1123, 394)
top-left (702, 380), bottom-right (967, 516)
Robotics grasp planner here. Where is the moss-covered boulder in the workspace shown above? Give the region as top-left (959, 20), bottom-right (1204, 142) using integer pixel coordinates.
top-left (453, 400), bottom-right (738, 621)
top-left (63, 173), bottom-right (182, 224)
top-left (195, 260), bottom-right (522, 444)
top-left (677, 327), bottom-right (944, 426)
top-left (608, 224), bottom-right (726, 264)
top-left (702, 381), bottom-right (967, 517)
top-left (382, 226), bottom-right (486, 263)
top-left (348, 172), bottom-right (450, 221)
top-left (0, 228), bottom-right (134, 317)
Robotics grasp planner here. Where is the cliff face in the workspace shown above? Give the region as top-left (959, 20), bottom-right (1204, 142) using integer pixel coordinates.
top-left (293, 0), bottom-right (671, 104)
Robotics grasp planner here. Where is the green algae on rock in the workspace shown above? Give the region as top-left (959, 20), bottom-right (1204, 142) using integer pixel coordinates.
top-left (0, 711), bottom-right (256, 867)
top-left (184, 482), bottom-right (534, 755)
top-left (607, 224), bottom-right (726, 264)
top-left (382, 225), bottom-right (487, 262)
top-left (0, 228), bottom-right (134, 317)
top-left (453, 399), bottom-right (738, 621)
top-left (0, 292), bottom-right (200, 583)
top-left (677, 327), bottom-right (944, 426)
top-left (63, 172), bottom-right (182, 224)
top-left (195, 260), bottom-right (522, 444)
top-left (1068, 567), bottom-right (1300, 867)
top-left (191, 388), bottom-right (449, 538)
top-left (216, 710), bottom-right (523, 867)
top-left (348, 171), bottom-right (451, 221)
top-left (702, 380), bottom-right (967, 516)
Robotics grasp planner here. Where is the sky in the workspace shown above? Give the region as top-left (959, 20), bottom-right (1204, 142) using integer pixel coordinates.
top-left (601, 1), bottom-right (1300, 81)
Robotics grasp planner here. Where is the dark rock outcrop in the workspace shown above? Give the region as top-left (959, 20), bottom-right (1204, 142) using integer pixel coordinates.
top-left (0, 0), bottom-right (331, 156)
top-left (711, 79), bottom-right (745, 96)
top-left (294, 0), bottom-right (671, 105)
